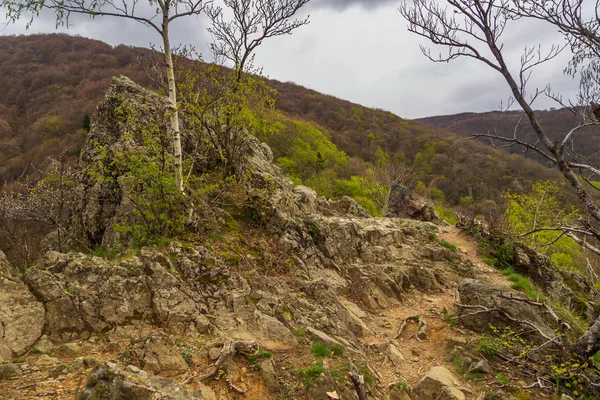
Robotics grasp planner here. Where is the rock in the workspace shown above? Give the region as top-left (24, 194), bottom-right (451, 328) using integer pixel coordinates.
top-left (76, 362), bottom-right (205, 400)
top-left (52, 342), bottom-right (81, 357)
top-left (209, 346), bottom-right (221, 361)
top-left (385, 343), bottom-right (405, 366)
top-left (121, 331), bottom-right (188, 374)
top-left (0, 363), bottom-right (22, 380)
top-left (34, 354), bottom-right (61, 367)
top-left (0, 251), bottom-right (17, 279)
top-left (34, 336), bottom-right (55, 353)
top-left (306, 327), bottom-right (344, 348)
top-left (389, 384), bottom-right (412, 400)
top-left (0, 255), bottom-right (45, 362)
top-left (560, 395), bottom-right (574, 400)
top-left (413, 366), bottom-right (465, 400)
top-left (468, 359), bottom-right (491, 374)
top-left (385, 185), bottom-right (438, 222)
top-left (260, 358), bottom-right (281, 392)
top-left (458, 279), bottom-right (555, 341)
top-left (6, 391), bottom-right (23, 400)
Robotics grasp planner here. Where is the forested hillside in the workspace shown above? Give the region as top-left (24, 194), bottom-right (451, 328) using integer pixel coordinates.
top-left (418, 108), bottom-right (600, 166)
top-left (0, 33), bottom-right (562, 212)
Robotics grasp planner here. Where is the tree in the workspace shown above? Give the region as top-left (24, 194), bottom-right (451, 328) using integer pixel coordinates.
top-left (180, 0), bottom-right (310, 175)
top-left (1, 0), bottom-right (211, 194)
top-left (399, 0), bottom-right (600, 364)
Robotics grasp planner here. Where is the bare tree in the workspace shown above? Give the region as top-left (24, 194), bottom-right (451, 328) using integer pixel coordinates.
top-left (399, 0), bottom-right (600, 362)
top-left (181, 0), bottom-right (311, 174)
top-left (1, 0), bottom-right (211, 194)
top-left (373, 157), bottom-right (417, 215)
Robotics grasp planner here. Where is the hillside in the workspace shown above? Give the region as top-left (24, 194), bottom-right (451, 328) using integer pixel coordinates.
top-left (418, 109), bottom-right (600, 166)
top-left (0, 34), bottom-right (562, 210)
top-left (1, 77), bottom-right (597, 400)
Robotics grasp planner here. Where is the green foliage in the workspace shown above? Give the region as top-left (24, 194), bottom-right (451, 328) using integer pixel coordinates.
top-left (297, 361), bottom-right (325, 388)
top-left (503, 269), bottom-right (540, 300)
top-left (495, 374), bottom-right (510, 384)
top-left (93, 99), bottom-right (188, 246)
top-left (504, 180), bottom-right (583, 272)
top-left (439, 239), bottom-right (458, 253)
top-left (330, 344), bottom-right (344, 356)
top-left (293, 328), bottom-right (306, 338)
top-left (435, 204), bottom-right (458, 224)
top-left (310, 343), bottom-right (329, 357)
top-left (248, 349), bottom-right (272, 363)
top-left (82, 113), bottom-right (91, 132)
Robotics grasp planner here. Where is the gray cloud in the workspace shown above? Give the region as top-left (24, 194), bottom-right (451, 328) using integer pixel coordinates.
top-left (0, 1), bottom-right (579, 119)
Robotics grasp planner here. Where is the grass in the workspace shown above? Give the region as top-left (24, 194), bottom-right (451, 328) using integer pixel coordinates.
top-left (293, 328), bottom-right (306, 338)
top-left (310, 343), bottom-right (330, 357)
top-left (502, 268), bottom-right (541, 300)
top-left (439, 239), bottom-right (458, 253)
top-left (248, 349), bottom-right (272, 363)
top-left (297, 361), bottom-right (325, 388)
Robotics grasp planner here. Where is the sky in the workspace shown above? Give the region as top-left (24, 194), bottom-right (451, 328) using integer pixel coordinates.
top-left (0, 0), bottom-right (579, 119)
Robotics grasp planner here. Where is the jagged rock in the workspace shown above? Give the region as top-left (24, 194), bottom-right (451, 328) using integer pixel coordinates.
top-left (34, 354), bottom-right (60, 367)
top-left (121, 331), bottom-right (188, 374)
top-left (468, 359), bottom-right (491, 374)
top-left (24, 250), bottom-right (219, 341)
top-left (318, 196), bottom-right (371, 218)
top-left (385, 184), bottom-right (438, 222)
top-left (389, 384), bottom-right (411, 400)
top-left (385, 343), bottom-right (406, 366)
top-left (76, 362), bottom-right (205, 400)
top-left (0, 254), bottom-right (45, 362)
top-left (413, 366), bottom-right (465, 400)
top-left (458, 279), bottom-right (555, 341)
top-left (306, 327), bottom-right (344, 348)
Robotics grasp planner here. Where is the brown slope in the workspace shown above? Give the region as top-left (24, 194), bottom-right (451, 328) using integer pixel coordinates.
top-left (0, 33), bottom-right (560, 207)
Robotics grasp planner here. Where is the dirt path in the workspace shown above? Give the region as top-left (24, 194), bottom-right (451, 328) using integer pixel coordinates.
top-left (356, 225), bottom-right (515, 397)
top-left (438, 225), bottom-right (511, 289)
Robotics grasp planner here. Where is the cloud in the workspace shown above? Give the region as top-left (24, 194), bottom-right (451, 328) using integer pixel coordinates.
top-left (310, 0), bottom-right (398, 10)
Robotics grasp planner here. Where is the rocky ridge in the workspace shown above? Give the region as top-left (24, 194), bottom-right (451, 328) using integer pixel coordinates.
top-left (0, 77), bottom-right (594, 400)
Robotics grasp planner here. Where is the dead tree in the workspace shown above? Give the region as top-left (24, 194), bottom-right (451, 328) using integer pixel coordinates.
top-left (400, 0), bottom-right (600, 361)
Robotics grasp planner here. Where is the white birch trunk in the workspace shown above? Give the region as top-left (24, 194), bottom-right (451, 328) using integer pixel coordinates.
top-left (161, 18), bottom-right (184, 194)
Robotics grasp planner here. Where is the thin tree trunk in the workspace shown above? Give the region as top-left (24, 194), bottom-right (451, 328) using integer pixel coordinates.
top-left (161, 18), bottom-right (184, 194)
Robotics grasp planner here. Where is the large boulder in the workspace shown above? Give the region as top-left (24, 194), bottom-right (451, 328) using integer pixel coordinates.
top-left (458, 279), bottom-right (555, 340)
top-left (76, 362), bottom-right (205, 400)
top-left (0, 252), bottom-right (45, 362)
top-left (385, 184), bottom-right (438, 222)
top-left (412, 366), bottom-right (465, 400)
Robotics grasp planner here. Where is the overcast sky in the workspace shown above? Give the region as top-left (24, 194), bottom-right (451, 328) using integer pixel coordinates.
top-left (0, 0), bottom-right (579, 118)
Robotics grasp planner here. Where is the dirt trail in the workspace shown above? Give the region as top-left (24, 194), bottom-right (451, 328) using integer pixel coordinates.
top-left (357, 224), bottom-right (515, 396)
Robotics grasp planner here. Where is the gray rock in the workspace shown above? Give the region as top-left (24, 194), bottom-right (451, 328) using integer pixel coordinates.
top-left (0, 268), bottom-right (45, 362)
top-left (76, 362), bottom-right (205, 400)
top-left (469, 359), bottom-right (491, 374)
top-left (385, 185), bottom-right (438, 222)
top-left (413, 366), bottom-right (465, 400)
top-left (260, 358), bottom-right (281, 392)
top-left (121, 331), bottom-right (188, 374)
top-left (0, 363), bottom-right (22, 380)
top-left (34, 354), bottom-right (61, 367)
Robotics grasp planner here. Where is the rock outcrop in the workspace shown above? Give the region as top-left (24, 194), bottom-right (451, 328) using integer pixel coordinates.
top-left (76, 362), bottom-right (206, 400)
top-left (385, 184), bottom-right (439, 222)
top-left (0, 252), bottom-right (45, 362)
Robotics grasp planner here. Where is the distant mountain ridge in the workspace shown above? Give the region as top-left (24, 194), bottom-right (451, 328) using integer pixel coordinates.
top-left (418, 108), bottom-right (600, 166)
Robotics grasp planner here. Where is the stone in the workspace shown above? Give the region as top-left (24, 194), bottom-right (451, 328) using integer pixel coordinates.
top-left (306, 327), bottom-right (344, 348)
top-left (52, 342), bottom-right (81, 357)
top-left (413, 366), bottom-right (466, 400)
top-left (385, 343), bottom-right (405, 366)
top-left (468, 359), bottom-right (491, 374)
top-left (260, 358), bottom-right (281, 392)
top-left (34, 336), bottom-right (55, 353)
top-left (33, 354), bottom-right (61, 367)
top-left (121, 331), bottom-right (188, 374)
top-left (76, 362), bottom-right (205, 400)
top-left (0, 363), bottom-right (22, 380)
top-left (389, 384), bottom-right (412, 400)
top-left (0, 257), bottom-right (45, 361)
top-left (385, 185), bottom-right (438, 222)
